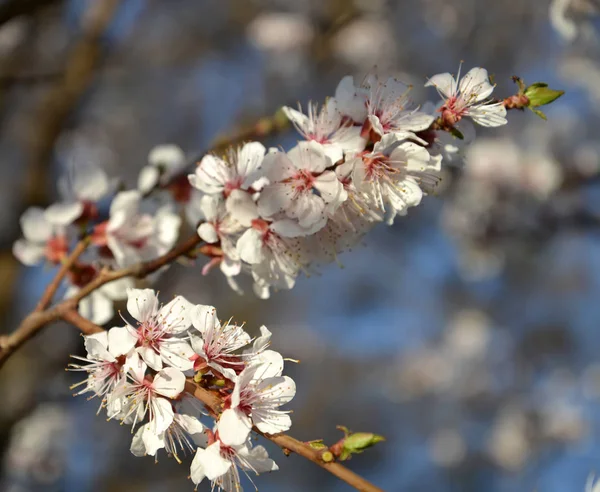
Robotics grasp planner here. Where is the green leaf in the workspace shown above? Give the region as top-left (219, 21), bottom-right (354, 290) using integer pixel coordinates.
top-left (529, 107), bottom-right (547, 120)
top-left (524, 83), bottom-right (565, 107)
top-left (342, 432), bottom-right (386, 456)
top-left (307, 440), bottom-right (327, 450)
top-left (448, 126), bottom-right (464, 140)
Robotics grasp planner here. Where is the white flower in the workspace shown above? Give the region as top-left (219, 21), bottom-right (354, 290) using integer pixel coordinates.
top-left (108, 352), bottom-right (185, 433)
top-left (350, 133), bottom-right (442, 224)
top-left (91, 190), bottom-right (181, 267)
top-left (138, 144), bottom-right (187, 194)
top-left (282, 99), bottom-right (366, 162)
top-left (65, 276), bottom-right (133, 326)
top-left (45, 161), bottom-right (114, 226)
top-left (236, 218), bottom-right (309, 296)
top-left (257, 141), bottom-right (346, 230)
top-left (336, 75), bottom-right (434, 137)
top-left (587, 474), bottom-right (600, 492)
top-left (108, 288), bottom-right (196, 371)
top-left (190, 430), bottom-right (278, 491)
top-left (425, 66), bottom-right (507, 127)
top-left (218, 362), bottom-right (296, 446)
top-left (13, 207), bottom-right (68, 266)
top-left (130, 411), bottom-right (206, 463)
top-left (68, 329), bottom-right (127, 401)
top-left (189, 142), bottom-right (265, 196)
top-left (189, 304), bottom-right (251, 380)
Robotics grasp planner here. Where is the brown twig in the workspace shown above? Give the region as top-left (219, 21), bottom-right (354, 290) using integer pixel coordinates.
top-left (0, 0), bottom-right (61, 27)
top-left (186, 381), bottom-right (384, 492)
top-left (35, 238), bottom-right (89, 312)
top-left (0, 234), bottom-right (202, 369)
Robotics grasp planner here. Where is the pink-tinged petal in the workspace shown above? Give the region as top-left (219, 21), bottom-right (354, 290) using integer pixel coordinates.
top-left (282, 106), bottom-right (310, 131)
top-left (425, 72), bottom-right (457, 99)
top-left (226, 189), bottom-right (258, 227)
top-left (199, 194), bottom-right (220, 221)
top-left (261, 151), bottom-right (297, 181)
top-left (138, 346), bottom-right (163, 371)
top-left (321, 143), bottom-right (344, 164)
top-left (190, 304), bottom-right (219, 336)
top-left (126, 288), bottom-right (159, 323)
top-left (153, 367), bottom-right (185, 398)
top-left (458, 67), bottom-right (494, 102)
top-left (44, 201), bottom-right (83, 226)
top-left (137, 166), bottom-right (160, 193)
top-left (257, 183), bottom-right (294, 218)
top-left (314, 170), bottom-right (344, 204)
top-left (269, 219), bottom-right (309, 238)
top-left (71, 163), bottom-right (112, 201)
top-left (130, 426), bottom-right (149, 457)
top-left (287, 141), bottom-right (331, 173)
top-left (13, 239), bottom-right (45, 266)
top-left (158, 295), bottom-right (193, 332)
top-left (288, 193), bottom-right (325, 229)
top-left (237, 228), bottom-right (265, 264)
top-left (237, 141), bottom-right (266, 182)
top-left (148, 144), bottom-right (185, 170)
top-left (78, 291), bottom-right (114, 325)
top-left (84, 333), bottom-right (114, 361)
top-left (148, 397), bottom-right (174, 434)
top-left (160, 340), bottom-right (195, 371)
top-left (108, 326), bottom-right (137, 357)
top-left (192, 155), bottom-right (229, 194)
top-left (20, 207), bottom-right (53, 243)
top-left (237, 444), bottom-right (279, 473)
top-left (218, 408), bottom-right (252, 446)
top-left (141, 425), bottom-right (165, 456)
top-left (191, 443), bottom-right (231, 484)
top-left (334, 76), bottom-right (368, 122)
top-left (109, 190), bottom-right (140, 221)
top-left (467, 103), bottom-right (508, 127)
top-left (220, 256), bottom-right (241, 277)
top-left (249, 350), bottom-right (284, 379)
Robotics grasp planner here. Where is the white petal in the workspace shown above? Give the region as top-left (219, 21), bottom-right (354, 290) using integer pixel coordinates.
top-left (218, 409), bottom-right (252, 446)
top-left (153, 367), bottom-right (185, 398)
top-left (192, 155), bottom-right (228, 194)
top-left (138, 346), bottom-right (163, 371)
top-left (287, 141), bottom-right (331, 173)
top-left (458, 67), bottom-right (494, 102)
top-left (130, 426), bottom-right (149, 457)
top-left (226, 189), bottom-right (259, 227)
top-left (191, 443), bottom-right (231, 484)
top-left (71, 163), bottom-right (112, 201)
top-left (269, 219), bottom-right (310, 238)
top-left (467, 103), bottom-right (507, 127)
top-left (84, 332), bottom-right (113, 361)
top-left (108, 326), bottom-right (137, 357)
top-left (425, 72), bottom-right (457, 99)
top-left (142, 426), bottom-right (165, 456)
top-left (148, 144), bottom-right (185, 169)
top-left (126, 288), bottom-right (159, 323)
top-left (237, 228), bottom-right (265, 264)
top-left (137, 166), bottom-right (160, 193)
top-left (160, 340), bottom-right (195, 371)
top-left (20, 207), bottom-right (53, 242)
top-left (44, 201), bottom-right (83, 226)
top-left (288, 193), bottom-right (325, 228)
top-left (149, 397), bottom-right (174, 434)
top-left (190, 304), bottom-right (219, 336)
top-left (261, 151), bottom-right (297, 182)
top-left (314, 171), bottom-right (344, 203)
top-left (13, 239), bottom-right (45, 266)
top-left (335, 76), bottom-right (368, 122)
top-left (237, 444), bottom-right (279, 473)
top-left (220, 256), bottom-right (241, 277)
top-left (158, 295), bottom-right (194, 333)
top-left (237, 141), bottom-right (266, 184)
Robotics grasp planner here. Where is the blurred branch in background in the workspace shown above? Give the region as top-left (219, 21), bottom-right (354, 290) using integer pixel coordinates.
top-left (0, 0), bottom-right (61, 28)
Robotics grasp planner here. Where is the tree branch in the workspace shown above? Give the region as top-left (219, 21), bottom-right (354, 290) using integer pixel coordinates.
top-left (0, 234), bottom-right (202, 369)
top-left (186, 382), bottom-right (384, 492)
top-left (0, 0), bottom-right (61, 27)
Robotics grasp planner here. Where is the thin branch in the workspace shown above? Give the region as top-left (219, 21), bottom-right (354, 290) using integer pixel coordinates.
top-left (61, 309), bottom-right (104, 335)
top-left (35, 238), bottom-right (89, 311)
top-left (0, 234), bottom-right (202, 369)
top-left (0, 0), bottom-right (61, 27)
top-left (186, 382), bottom-right (384, 492)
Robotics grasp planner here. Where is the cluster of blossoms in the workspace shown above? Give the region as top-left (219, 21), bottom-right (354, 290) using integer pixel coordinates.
top-left (69, 288), bottom-right (295, 491)
top-left (188, 67), bottom-right (507, 297)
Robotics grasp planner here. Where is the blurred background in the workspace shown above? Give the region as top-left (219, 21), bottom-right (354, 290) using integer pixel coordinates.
top-left (0, 0), bottom-right (599, 491)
